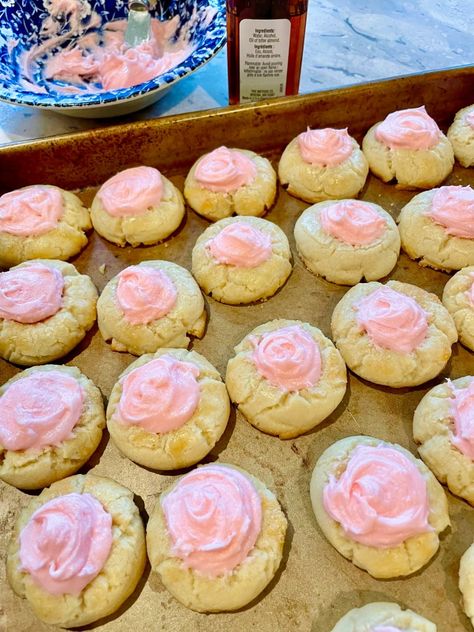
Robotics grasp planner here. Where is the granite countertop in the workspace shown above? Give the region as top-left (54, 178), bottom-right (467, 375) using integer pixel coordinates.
top-left (0, 0), bottom-right (472, 145)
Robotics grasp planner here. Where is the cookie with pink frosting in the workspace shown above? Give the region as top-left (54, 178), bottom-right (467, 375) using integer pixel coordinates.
top-left (442, 266), bottom-right (474, 350)
top-left (146, 463), bottom-right (287, 612)
top-left (294, 199), bottom-right (400, 285)
top-left (226, 319), bottom-right (347, 438)
top-left (97, 260), bottom-right (206, 355)
top-left (331, 602), bottom-right (436, 631)
top-left (447, 104), bottom-right (474, 168)
top-left (7, 473), bottom-right (146, 627)
top-left (184, 146), bottom-right (277, 222)
top-left (460, 542), bottom-right (474, 628)
top-left (0, 365), bottom-right (105, 490)
top-left (91, 165), bottom-right (184, 247)
top-left (0, 184), bottom-right (91, 268)
top-left (362, 106), bottom-right (454, 189)
top-left (414, 376), bottom-right (474, 506)
top-left (398, 185), bottom-right (474, 271)
top-left (192, 216), bottom-right (292, 304)
top-left (0, 259), bottom-right (98, 366)
top-left (331, 280), bottom-right (457, 387)
top-left (278, 127), bottom-right (369, 203)
top-left (107, 348), bottom-right (230, 470)
top-left (310, 436), bottom-right (450, 578)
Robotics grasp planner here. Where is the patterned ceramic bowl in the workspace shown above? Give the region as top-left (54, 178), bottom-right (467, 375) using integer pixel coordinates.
top-left (0, 0), bottom-right (226, 118)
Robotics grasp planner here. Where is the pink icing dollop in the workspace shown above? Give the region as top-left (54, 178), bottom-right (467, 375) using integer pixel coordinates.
top-left (449, 380), bottom-right (474, 459)
top-left (0, 263), bottom-right (64, 324)
top-left (251, 325), bottom-right (321, 391)
top-left (194, 147), bottom-right (257, 193)
top-left (320, 200), bottom-right (386, 246)
top-left (117, 355), bottom-right (200, 434)
top-left (0, 371), bottom-right (84, 451)
top-left (428, 185), bottom-right (474, 239)
top-left (465, 111), bottom-right (474, 129)
top-left (297, 128), bottom-right (353, 167)
top-left (0, 186), bottom-right (63, 237)
top-left (116, 265), bottom-right (177, 325)
top-left (323, 444), bottom-right (432, 548)
top-left (97, 166), bottom-right (163, 217)
top-left (375, 106), bottom-right (441, 150)
top-left (162, 464), bottom-right (262, 577)
top-left (207, 222), bottom-right (272, 268)
top-left (356, 286), bottom-right (428, 353)
top-left (19, 493), bottom-right (113, 595)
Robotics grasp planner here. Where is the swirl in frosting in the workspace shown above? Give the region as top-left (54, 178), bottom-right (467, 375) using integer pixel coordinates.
top-left (374, 106), bottom-right (441, 150)
top-left (19, 493), bottom-right (113, 595)
top-left (0, 186), bottom-right (63, 237)
top-left (162, 464), bottom-right (262, 577)
top-left (428, 185), bottom-right (474, 239)
top-left (297, 128), bottom-right (353, 167)
top-left (97, 166), bottom-right (163, 217)
top-left (194, 147), bottom-right (257, 193)
top-left (449, 380), bottom-right (474, 459)
top-left (0, 263), bottom-right (64, 324)
top-left (117, 355), bottom-right (200, 434)
top-left (251, 325), bottom-right (321, 391)
top-left (323, 444), bottom-right (432, 548)
top-left (0, 371), bottom-right (84, 451)
top-left (116, 265), bottom-right (177, 325)
top-left (355, 286), bottom-right (428, 353)
top-left (320, 200), bottom-right (386, 246)
top-left (207, 222), bottom-right (272, 268)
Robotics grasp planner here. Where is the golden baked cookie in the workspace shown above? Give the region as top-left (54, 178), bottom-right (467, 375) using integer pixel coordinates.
top-left (226, 319), bottom-right (347, 438)
top-left (7, 473), bottom-right (146, 628)
top-left (442, 266), bottom-right (474, 351)
top-left (0, 365), bottom-right (105, 490)
top-left (331, 602), bottom-right (436, 631)
top-left (447, 104), bottom-right (474, 168)
top-left (460, 543), bottom-right (474, 628)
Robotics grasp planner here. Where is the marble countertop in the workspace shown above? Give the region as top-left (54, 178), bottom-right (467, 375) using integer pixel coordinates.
top-left (0, 0), bottom-right (472, 145)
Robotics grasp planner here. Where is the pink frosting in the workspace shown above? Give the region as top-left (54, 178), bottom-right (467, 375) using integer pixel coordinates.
top-left (0, 186), bottom-right (63, 236)
top-left (116, 265), bottom-right (177, 325)
top-left (356, 286), bottom-right (428, 353)
top-left (375, 106), bottom-right (441, 150)
top-left (449, 380), bottom-right (474, 459)
top-left (323, 444), bottom-right (432, 548)
top-left (97, 166), bottom-right (163, 217)
top-left (0, 371), bottom-right (84, 451)
top-left (251, 325), bottom-right (321, 391)
top-left (117, 355), bottom-right (200, 434)
top-left (0, 263), bottom-right (64, 324)
top-left (19, 493), bottom-right (113, 595)
top-left (194, 147), bottom-right (257, 193)
top-left (207, 222), bottom-right (272, 268)
top-left (465, 111), bottom-right (474, 129)
top-left (372, 627), bottom-right (402, 632)
top-left (320, 200), bottom-right (387, 246)
top-left (162, 464), bottom-right (262, 577)
top-left (429, 185), bottom-right (474, 239)
top-left (297, 128), bottom-right (353, 166)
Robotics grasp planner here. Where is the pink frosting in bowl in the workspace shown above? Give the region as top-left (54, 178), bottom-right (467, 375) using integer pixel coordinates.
top-left (0, 371), bottom-right (84, 451)
top-left (195, 147), bottom-right (257, 193)
top-left (356, 286), bottom-right (428, 353)
top-left (162, 464), bottom-right (262, 577)
top-left (19, 493), bottom-right (113, 595)
top-left (449, 380), bottom-right (474, 459)
top-left (320, 201), bottom-right (386, 246)
top-left (0, 186), bottom-right (63, 237)
top-left (116, 265), bottom-right (177, 325)
top-left (297, 128), bottom-right (353, 167)
top-left (207, 222), bottom-right (272, 268)
top-left (429, 185), bottom-right (474, 239)
top-left (251, 325), bottom-right (321, 391)
top-left (375, 106), bottom-right (441, 150)
top-left (97, 166), bottom-right (163, 217)
top-left (323, 443), bottom-right (432, 548)
top-left (0, 263), bottom-right (64, 324)
top-left (117, 355), bottom-right (200, 434)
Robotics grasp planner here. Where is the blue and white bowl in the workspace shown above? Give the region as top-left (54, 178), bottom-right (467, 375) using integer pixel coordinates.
top-left (0, 0), bottom-right (226, 118)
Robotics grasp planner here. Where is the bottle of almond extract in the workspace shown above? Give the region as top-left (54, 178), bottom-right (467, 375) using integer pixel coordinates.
top-left (226, 0), bottom-right (308, 104)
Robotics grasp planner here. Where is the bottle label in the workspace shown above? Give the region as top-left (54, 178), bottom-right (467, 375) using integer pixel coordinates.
top-left (239, 19), bottom-right (291, 103)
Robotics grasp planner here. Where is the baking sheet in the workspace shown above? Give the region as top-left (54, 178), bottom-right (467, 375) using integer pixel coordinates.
top-left (1, 67), bottom-right (474, 631)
